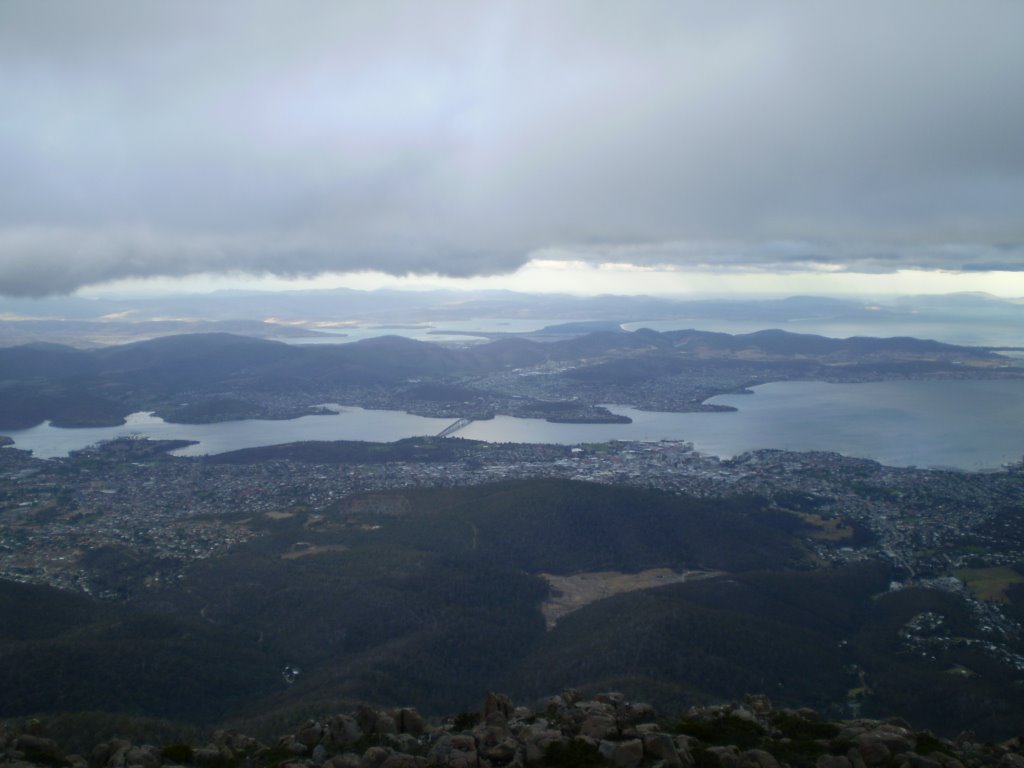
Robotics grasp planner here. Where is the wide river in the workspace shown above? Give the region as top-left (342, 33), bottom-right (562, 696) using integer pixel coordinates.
top-left (4, 379), bottom-right (1024, 471)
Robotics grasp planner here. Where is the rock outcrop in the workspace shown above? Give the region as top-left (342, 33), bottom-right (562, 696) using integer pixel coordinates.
top-left (1, 692), bottom-right (1021, 768)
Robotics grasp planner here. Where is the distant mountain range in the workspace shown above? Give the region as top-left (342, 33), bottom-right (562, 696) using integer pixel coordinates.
top-left (2, 289), bottom-right (1023, 347)
top-left (0, 328), bottom-right (1018, 431)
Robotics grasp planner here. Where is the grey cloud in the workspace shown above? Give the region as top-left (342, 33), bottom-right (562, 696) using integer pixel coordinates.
top-left (1, 1), bottom-right (1023, 296)
top-left (0, 227), bottom-right (525, 298)
top-left (548, 241), bottom-right (1024, 275)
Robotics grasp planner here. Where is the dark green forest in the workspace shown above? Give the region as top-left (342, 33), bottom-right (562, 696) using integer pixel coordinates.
top-left (3, 480), bottom-right (1023, 743)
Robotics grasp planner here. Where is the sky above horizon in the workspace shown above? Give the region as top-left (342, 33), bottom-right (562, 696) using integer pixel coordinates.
top-left (2, 1), bottom-right (1024, 299)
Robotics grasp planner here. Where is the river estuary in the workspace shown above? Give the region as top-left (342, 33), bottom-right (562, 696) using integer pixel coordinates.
top-left (4, 379), bottom-right (1024, 471)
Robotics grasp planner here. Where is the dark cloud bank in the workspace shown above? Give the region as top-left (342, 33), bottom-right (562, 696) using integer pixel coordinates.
top-left (1, 1), bottom-right (1023, 296)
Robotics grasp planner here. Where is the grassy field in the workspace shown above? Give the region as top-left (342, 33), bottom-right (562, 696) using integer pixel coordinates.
top-left (798, 512), bottom-right (855, 542)
top-left (954, 566), bottom-right (1024, 603)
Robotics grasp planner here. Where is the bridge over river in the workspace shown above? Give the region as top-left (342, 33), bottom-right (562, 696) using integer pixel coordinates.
top-left (437, 418), bottom-right (474, 437)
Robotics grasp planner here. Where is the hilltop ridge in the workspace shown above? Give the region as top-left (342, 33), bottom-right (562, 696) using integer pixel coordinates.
top-left (1, 327), bottom-right (1019, 430)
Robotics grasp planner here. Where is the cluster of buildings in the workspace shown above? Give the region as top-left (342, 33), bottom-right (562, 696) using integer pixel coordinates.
top-left (2, 434), bottom-right (1021, 597)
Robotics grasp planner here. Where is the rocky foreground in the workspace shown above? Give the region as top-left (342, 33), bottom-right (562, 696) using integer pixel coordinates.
top-left (2, 692), bottom-right (1022, 768)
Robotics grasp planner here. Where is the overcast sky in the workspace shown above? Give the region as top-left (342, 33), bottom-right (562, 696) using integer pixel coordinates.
top-left (2, 1), bottom-right (1023, 298)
